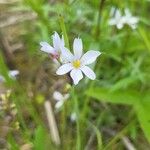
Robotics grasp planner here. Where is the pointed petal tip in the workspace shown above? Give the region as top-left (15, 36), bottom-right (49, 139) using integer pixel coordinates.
top-left (40, 41), bottom-right (46, 46)
top-left (56, 63), bottom-right (73, 75)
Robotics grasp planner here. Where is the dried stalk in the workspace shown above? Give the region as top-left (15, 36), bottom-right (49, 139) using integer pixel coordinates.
top-left (44, 100), bottom-right (61, 146)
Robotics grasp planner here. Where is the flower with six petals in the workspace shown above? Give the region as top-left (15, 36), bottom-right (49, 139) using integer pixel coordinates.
top-left (109, 8), bottom-right (139, 30)
top-left (56, 38), bottom-right (101, 85)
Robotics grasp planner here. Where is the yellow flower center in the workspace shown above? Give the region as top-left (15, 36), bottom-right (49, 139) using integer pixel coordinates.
top-left (72, 60), bottom-right (81, 69)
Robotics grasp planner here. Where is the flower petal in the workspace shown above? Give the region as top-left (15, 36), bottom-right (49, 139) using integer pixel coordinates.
top-left (70, 69), bottom-right (83, 85)
top-left (117, 22), bottom-right (124, 29)
top-left (73, 38), bottom-right (83, 59)
top-left (55, 101), bottom-right (64, 109)
top-left (109, 19), bottom-right (116, 25)
top-left (40, 42), bottom-right (54, 53)
top-left (81, 66), bottom-right (96, 80)
top-left (64, 94), bottom-right (70, 100)
top-left (53, 91), bottom-right (63, 101)
top-left (60, 47), bottom-right (74, 63)
top-left (9, 70), bottom-right (19, 79)
top-left (81, 50), bottom-right (101, 65)
top-left (52, 32), bottom-right (64, 51)
top-left (70, 112), bottom-right (77, 122)
top-left (56, 63), bottom-right (73, 75)
top-left (115, 10), bottom-right (122, 19)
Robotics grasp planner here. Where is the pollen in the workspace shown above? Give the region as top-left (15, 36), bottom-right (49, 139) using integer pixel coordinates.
top-left (72, 60), bottom-right (81, 68)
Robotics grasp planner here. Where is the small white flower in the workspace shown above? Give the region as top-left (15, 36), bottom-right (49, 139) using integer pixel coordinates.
top-left (123, 9), bottom-right (139, 29)
top-left (109, 9), bottom-right (125, 29)
top-left (0, 70), bottom-right (19, 82)
top-left (56, 38), bottom-right (101, 85)
top-left (40, 32), bottom-right (64, 60)
top-left (109, 8), bottom-right (139, 30)
top-left (9, 70), bottom-right (19, 79)
top-left (70, 112), bottom-right (77, 122)
top-left (53, 91), bottom-right (69, 109)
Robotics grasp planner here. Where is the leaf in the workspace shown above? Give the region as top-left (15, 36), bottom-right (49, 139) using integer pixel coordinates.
top-left (87, 87), bottom-right (140, 105)
top-left (33, 126), bottom-right (48, 150)
top-left (7, 134), bottom-right (19, 150)
top-left (138, 28), bottom-right (150, 52)
top-left (134, 98), bottom-right (150, 143)
top-left (87, 87), bottom-right (150, 143)
top-left (111, 76), bottom-right (138, 92)
top-left (93, 125), bottom-right (103, 150)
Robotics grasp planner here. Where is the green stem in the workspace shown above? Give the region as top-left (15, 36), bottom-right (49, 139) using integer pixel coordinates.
top-left (59, 14), bottom-right (70, 49)
top-left (95, 0), bottom-right (106, 39)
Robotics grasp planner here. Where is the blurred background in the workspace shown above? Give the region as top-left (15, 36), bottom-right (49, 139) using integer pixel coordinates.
top-left (0, 0), bottom-right (150, 149)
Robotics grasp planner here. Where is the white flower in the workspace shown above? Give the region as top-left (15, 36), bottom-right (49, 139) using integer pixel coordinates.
top-left (123, 9), bottom-right (139, 29)
top-left (70, 112), bottom-right (77, 122)
top-left (56, 38), bottom-right (101, 85)
top-left (109, 8), bottom-right (139, 30)
top-left (9, 70), bottom-right (19, 79)
top-left (0, 70), bottom-right (19, 82)
top-left (40, 32), bottom-right (64, 60)
top-left (53, 91), bottom-right (69, 109)
top-left (109, 9), bottom-right (125, 29)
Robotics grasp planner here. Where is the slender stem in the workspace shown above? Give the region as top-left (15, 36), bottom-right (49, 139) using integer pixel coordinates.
top-left (72, 86), bottom-right (81, 150)
top-left (103, 120), bottom-right (135, 150)
top-left (95, 0), bottom-right (106, 39)
top-left (59, 14), bottom-right (70, 49)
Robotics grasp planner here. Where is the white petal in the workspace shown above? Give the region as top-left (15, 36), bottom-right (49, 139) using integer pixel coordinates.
top-left (110, 7), bottom-right (116, 17)
top-left (130, 24), bottom-right (136, 29)
top-left (55, 101), bottom-right (64, 109)
top-left (117, 22), bottom-right (124, 29)
top-left (60, 47), bottom-right (74, 63)
top-left (64, 94), bottom-right (70, 100)
top-left (70, 69), bottom-right (83, 85)
top-left (73, 38), bottom-right (83, 59)
top-left (40, 42), bottom-right (54, 53)
top-left (56, 63), bottom-right (73, 75)
top-left (124, 9), bottom-right (131, 17)
top-left (70, 112), bottom-right (77, 122)
top-left (109, 19), bottom-right (116, 25)
top-left (52, 32), bottom-right (63, 51)
top-left (81, 66), bottom-right (96, 80)
top-left (81, 50), bottom-right (101, 65)
top-left (9, 70), bottom-right (19, 79)
top-left (115, 10), bottom-right (122, 19)
top-left (53, 91), bottom-right (63, 101)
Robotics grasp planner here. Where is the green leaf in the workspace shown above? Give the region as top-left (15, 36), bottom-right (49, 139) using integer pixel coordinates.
top-left (7, 134), bottom-right (19, 150)
top-left (111, 76), bottom-right (138, 92)
top-left (93, 125), bottom-right (103, 150)
top-left (87, 87), bottom-right (150, 143)
top-left (87, 87), bottom-right (140, 105)
top-left (33, 126), bottom-right (48, 150)
top-left (138, 28), bottom-right (150, 52)
top-left (134, 100), bottom-right (150, 143)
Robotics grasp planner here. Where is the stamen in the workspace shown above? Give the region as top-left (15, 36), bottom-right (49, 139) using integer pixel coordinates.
top-left (72, 60), bottom-right (81, 68)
